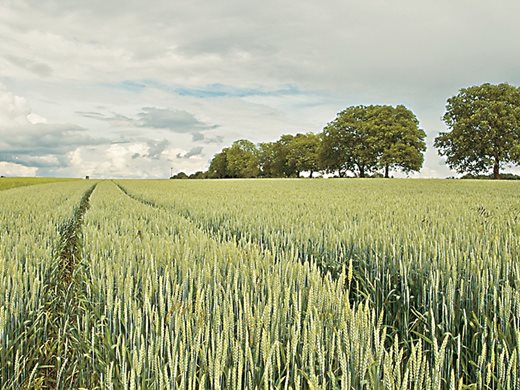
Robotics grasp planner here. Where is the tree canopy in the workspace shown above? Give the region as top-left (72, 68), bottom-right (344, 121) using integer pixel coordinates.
top-left (286, 133), bottom-right (321, 177)
top-left (226, 140), bottom-right (260, 178)
top-left (434, 83), bottom-right (520, 179)
top-left (320, 105), bottom-right (426, 177)
top-left (174, 86), bottom-right (520, 180)
top-left (208, 148), bottom-right (229, 178)
top-left (258, 135), bottom-right (296, 178)
top-left (208, 140), bottom-right (260, 178)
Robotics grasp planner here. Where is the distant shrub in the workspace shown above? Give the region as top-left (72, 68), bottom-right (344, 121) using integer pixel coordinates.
top-left (170, 172), bottom-right (189, 179)
top-left (460, 172), bottom-right (520, 180)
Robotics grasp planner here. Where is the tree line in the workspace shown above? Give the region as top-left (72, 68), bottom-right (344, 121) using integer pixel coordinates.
top-left (172, 83), bottom-right (520, 180)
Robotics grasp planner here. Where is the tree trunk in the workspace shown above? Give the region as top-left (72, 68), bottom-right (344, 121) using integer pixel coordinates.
top-left (309, 171), bottom-right (313, 178)
top-left (359, 166), bottom-right (365, 178)
top-left (493, 159), bottom-right (500, 180)
top-left (384, 165), bottom-right (389, 178)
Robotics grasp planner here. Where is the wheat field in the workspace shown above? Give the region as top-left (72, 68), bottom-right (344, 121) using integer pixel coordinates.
top-left (1, 179), bottom-right (519, 389)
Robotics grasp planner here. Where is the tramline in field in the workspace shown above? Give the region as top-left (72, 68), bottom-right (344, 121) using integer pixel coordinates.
top-left (0, 179), bottom-right (519, 389)
top-left (0, 180), bottom-right (97, 387)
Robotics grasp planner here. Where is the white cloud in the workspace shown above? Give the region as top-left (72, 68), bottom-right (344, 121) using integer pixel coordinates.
top-left (27, 112), bottom-right (47, 124)
top-left (64, 142), bottom-right (206, 179)
top-left (0, 161), bottom-right (37, 177)
top-left (0, 84), bottom-right (105, 172)
top-left (0, 84), bottom-right (32, 125)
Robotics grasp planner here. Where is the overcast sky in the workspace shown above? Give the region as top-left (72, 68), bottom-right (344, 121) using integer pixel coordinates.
top-left (1, 0), bottom-right (519, 178)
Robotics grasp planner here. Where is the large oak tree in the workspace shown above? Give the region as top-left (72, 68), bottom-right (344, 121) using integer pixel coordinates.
top-left (320, 105), bottom-right (426, 177)
top-left (435, 83), bottom-right (520, 179)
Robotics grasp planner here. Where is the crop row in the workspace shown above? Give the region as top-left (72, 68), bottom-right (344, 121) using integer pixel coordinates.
top-left (116, 179), bottom-right (520, 388)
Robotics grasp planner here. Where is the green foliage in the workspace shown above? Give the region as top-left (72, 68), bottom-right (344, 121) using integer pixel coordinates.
top-left (321, 105), bottom-right (426, 177)
top-left (460, 172), bottom-right (520, 180)
top-left (208, 148), bottom-right (229, 178)
top-left (376, 105), bottom-right (426, 177)
top-left (189, 170), bottom-right (208, 179)
top-left (258, 135), bottom-right (296, 177)
top-left (286, 133), bottom-right (321, 177)
top-left (259, 133), bottom-right (321, 178)
top-left (171, 171), bottom-right (189, 179)
top-left (258, 141), bottom-right (280, 177)
top-left (208, 140), bottom-right (260, 178)
top-left (177, 171), bottom-right (209, 180)
top-left (435, 83), bottom-right (520, 179)
top-left (321, 106), bottom-right (379, 177)
top-left (226, 139), bottom-right (260, 178)
top-left (205, 105), bottom-right (425, 179)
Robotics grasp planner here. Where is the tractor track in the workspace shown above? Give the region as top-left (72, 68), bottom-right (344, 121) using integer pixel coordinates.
top-left (114, 181), bottom-right (346, 277)
top-left (26, 184), bottom-right (98, 389)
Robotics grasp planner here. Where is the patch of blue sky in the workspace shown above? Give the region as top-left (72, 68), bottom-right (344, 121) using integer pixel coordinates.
top-left (101, 80), bottom-right (148, 92)
top-left (102, 79), bottom-right (179, 95)
top-left (104, 80), bottom-right (304, 99)
top-left (175, 83), bottom-right (301, 98)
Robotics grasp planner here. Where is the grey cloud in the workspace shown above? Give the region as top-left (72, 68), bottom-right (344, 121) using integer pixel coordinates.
top-left (191, 132), bottom-right (205, 142)
top-left (137, 107), bottom-right (217, 133)
top-left (4, 55), bottom-right (53, 77)
top-left (0, 152), bottom-right (69, 168)
top-left (191, 132), bottom-right (224, 144)
top-left (77, 107), bottom-right (218, 134)
top-left (204, 135), bottom-right (224, 144)
top-left (76, 111), bottom-right (134, 126)
top-left (128, 139), bottom-right (170, 160)
top-left (0, 122), bottom-right (108, 168)
top-left (0, 123), bottom-right (106, 153)
top-left (110, 139), bottom-right (133, 145)
top-left (145, 139), bottom-right (169, 159)
top-left (176, 146), bottom-right (203, 159)
top-left (76, 111), bottom-right (107, 119)
top-left (5, 0), bottom-right (520, 96)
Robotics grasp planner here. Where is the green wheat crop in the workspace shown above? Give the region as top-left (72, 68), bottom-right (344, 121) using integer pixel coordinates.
top-left (0, 178), bottom-right (518, 389)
